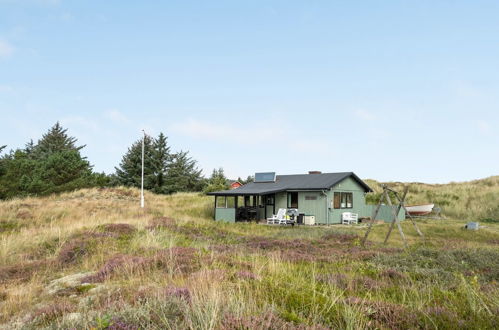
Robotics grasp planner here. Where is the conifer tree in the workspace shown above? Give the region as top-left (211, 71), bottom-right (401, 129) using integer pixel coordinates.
top-left (151, 133), bottom-right (171, 194)
top-left (0, 123), bottom-right (95, 199)
top-left (0, 145), bottom-right (7, 178)
top-left (165, 151), bottom-right (204, 193)
top-left (237, 175), bottom-right (254, 185)
top-left (115, 132), bottom-right (204, 194)
top-left (33, 122), bottom-right (85, 158)
top-left (204, 168), bottom-right (229, 193)
top-left (115, 134), bottom-right (156, 188)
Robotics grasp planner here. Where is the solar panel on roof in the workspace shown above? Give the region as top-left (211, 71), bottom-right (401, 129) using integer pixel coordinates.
top-left (254, 172), bottom-right (276, 183)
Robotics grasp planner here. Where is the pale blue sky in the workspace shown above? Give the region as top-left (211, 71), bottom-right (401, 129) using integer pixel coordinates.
top-left (1, 1), bottom-right (498, 183)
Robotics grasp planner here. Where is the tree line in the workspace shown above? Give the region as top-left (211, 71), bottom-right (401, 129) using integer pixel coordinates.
top-left (0, 123), bottom-right (252, 199)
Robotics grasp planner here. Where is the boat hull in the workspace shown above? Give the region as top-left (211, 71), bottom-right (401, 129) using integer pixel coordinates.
top-left (405, 204), bottom-right (434, 216)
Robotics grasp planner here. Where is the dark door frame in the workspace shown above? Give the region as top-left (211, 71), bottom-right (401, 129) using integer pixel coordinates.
top-left (264, 193), bottom-right (276, 217)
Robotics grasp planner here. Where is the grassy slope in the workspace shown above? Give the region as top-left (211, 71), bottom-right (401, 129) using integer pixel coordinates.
top-left (365, 176), bottom-right (499, 220)
top-left (0, 186), bottom-right (497, 329)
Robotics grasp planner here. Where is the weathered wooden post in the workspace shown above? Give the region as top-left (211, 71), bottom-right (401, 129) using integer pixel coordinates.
top-left (363, 185), bottom-right (423, 248)
top-left (383, 188), bottom-right (407, 247)
top-left (361, 185), bottom-right (386, 247)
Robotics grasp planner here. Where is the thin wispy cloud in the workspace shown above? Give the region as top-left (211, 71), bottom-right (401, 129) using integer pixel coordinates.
top-left (354, 109), bottom-right (376, 121)
top-left (0, 84), bottom-right (13, 93)
top-left (171, 118), bottom-right (283, 145)
top-left (0, 39), bottom-right (14, 58)
top-left (476, 120), bottom-right (491, 135)
top-left (60, 116), bottom-right (99, 132)
top-left (104, 109), bottom-right (131, 125)
top-left (171, 118), bottom-right (333, 155)
top-left (60, 11), bottom-right (73, 22)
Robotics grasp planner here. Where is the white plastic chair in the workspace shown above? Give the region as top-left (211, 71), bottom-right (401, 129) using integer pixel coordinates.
top-left (342, 212), bottom-right (358, 225)
top-left (267, 208), bottom-right (287, 225)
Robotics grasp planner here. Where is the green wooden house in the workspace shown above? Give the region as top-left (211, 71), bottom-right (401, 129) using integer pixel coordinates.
top-left (208, 171), bottom-right (405, 224)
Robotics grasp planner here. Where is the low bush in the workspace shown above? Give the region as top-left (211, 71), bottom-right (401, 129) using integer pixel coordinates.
top-left (373, 247), bottom-right (499, 282)
top-left (30, 301), bottom-right (74, 326)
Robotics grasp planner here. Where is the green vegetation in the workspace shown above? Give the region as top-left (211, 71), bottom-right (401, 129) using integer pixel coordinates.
top-left (365, 177), bottom-right (499, 221)
top-left (115, 132), bottom-right (204, 194)
top-left (0, 123), bottom-right (104, 199)
top-left (204, 168), bottom-right (230, 193)
top-left (0, 188), bottom-right (498, 329)
top-left (1, 124), bottom-right (209, 200)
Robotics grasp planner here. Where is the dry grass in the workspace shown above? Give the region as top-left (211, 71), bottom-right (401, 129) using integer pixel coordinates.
top-left (366, 175), bottom-right (499, 220)
top-left (0, 186), bottom-right (498, 329)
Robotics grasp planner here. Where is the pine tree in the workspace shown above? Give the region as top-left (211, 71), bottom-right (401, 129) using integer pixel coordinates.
top-left (115, 133), bottom-right (205, 194)
top-left (33, 122), bottom-right (85, 158)
top-left (165, 151), bottom-right (204, 193)
top-left (24, 140), bottom-right (35, 157)
top-left (0, 123), bottom-right (95, 199)
top-left (244, 175), bottom-right (254, 184)
top-left (115, 134), bottom-right (159, 189)
top-left (151, 133), bottom-right (171, 194)
top-left (204, 168), bottom-right (229, 193)
top-left (236, 175), bottom-right (254, 185)
top-left (0, 146), bottom-right (7, 178)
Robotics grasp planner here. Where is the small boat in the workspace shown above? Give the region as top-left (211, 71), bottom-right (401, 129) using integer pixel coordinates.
top-left (405, 203), bottom-right (434, 216)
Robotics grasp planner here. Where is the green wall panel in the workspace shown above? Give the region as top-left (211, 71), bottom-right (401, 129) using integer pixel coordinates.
top-left (215, 208), bottom-right (236, 222)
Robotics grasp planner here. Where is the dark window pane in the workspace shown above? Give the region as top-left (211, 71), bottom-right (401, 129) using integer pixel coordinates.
top-left (333, 192), bottom-right (341, 209)
top-left (216, 196), bottom-right (226, 208)
top-left (346, 193), bottom-right (353, 208)
top-left (288, 192), bottom-right (298, 208)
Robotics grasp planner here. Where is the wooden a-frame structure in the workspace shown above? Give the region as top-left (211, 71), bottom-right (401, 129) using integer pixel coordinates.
top-left (361, 185), bottom-right (424, 247)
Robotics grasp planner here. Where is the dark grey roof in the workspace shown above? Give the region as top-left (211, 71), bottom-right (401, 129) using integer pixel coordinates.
top-left (207, 172), bottom-right (372, 196)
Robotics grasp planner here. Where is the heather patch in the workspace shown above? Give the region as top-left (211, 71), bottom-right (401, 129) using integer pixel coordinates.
top-left (373, 247), bottom-right (499, 283)
top-left (343, 297), bottom-right (421, 329)
top-left (82, 254), bottom-right (151, 283)
top-left (0, 259), bottom-right (52, 284)
top-left (424, 306), bottom-right (459, 327)
top-left (235, 270), bottom-right (260, 281)
top-left (146, 216), bottom-right (177, 230)
top-left (220, 311), bottom-right (326, 330)
top-left (321, 232), bottom-right (358, 244)
top-left (57, 238), bottom-right (95, 264)
top-left (151, 220), bottom-right (243, 244)
top-left (209, 252), bottom-right (253, 272)
top-left (30, 301), bottom-right (74, 326)
top-left (242, 235), bottom-right (388, 263)
top-left (106, 317), bottom-right (139, 330)
top-left (80, 297), bottom-right (187, 329)
top-left (154, 246), bottom-right (202, 274)
top-left (164, 286), bottom-right (191, 303)
top-left (380, 268), bottom-right (408, 282)
top-left (97, 223), bottom-right (137, 237)
top-left (83, 246), bottom-right (202, 283)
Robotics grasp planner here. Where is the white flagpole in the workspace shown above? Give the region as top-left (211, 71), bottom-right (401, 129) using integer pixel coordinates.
top-left (140, 130), bottom-right (145, 208)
